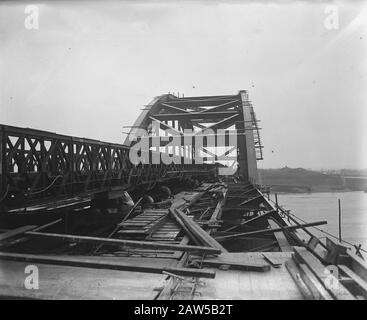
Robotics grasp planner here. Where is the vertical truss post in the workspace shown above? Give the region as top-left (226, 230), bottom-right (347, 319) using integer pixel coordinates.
top-left (0, 127), bottom-right (6, 212)
top-left (239, 90), bottom-right (259, 184)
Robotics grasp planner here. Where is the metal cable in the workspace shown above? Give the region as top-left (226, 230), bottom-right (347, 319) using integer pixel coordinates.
top-left (269, 198), bottom-right (367, 254)
top-left (24, 175), bottom-right (63, 196)
top-left (288, 210), bottom-right (367, 254)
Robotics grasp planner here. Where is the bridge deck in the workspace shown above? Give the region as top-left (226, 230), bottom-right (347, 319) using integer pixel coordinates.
top-left (0, 252), bottom-right (303, 300)
top-left (1, 180), bottom-right (365, 300)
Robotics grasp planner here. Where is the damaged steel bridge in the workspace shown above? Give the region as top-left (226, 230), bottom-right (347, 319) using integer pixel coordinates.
top-left (0, 91), bottom-right (366, 300)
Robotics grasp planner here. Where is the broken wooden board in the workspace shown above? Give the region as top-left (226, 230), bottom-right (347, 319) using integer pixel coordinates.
top-left (262, 252), bottom-right (282, 268)
top-left (190, 253), bottom-right (271, 272)
top-left (156, 252), bottom-right (193, 300)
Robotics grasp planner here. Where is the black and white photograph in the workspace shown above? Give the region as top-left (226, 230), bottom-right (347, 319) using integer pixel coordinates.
top-left (0, 0), bottom-right (366, 305)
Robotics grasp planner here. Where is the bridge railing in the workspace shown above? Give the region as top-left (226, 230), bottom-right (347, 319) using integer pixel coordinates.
top-left (0, 124), bottom-right (128, 209)
top-left (0, 125), bottom-right (216, 211)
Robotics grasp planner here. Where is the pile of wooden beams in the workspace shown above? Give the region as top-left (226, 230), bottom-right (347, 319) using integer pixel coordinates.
top-left (286, 246), bottom-right (367, 300)
top-left (169, 208), bottom-right (225, 252)
top-left (0, 220), bottom-right (220, 280)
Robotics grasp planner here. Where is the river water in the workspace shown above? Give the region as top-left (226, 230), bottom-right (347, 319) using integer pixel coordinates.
top-left (274, 191), bottom-right (367, 250)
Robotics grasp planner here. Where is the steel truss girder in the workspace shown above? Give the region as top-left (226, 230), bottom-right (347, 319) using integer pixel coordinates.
top-left (125, 91), bottom-right (262, 182)
top-left (151, 111), bottom-right (239, 121)
top-left (0, 90), bottom-right (262, 211)
top-left (0, 125), bottom-right (215, 211)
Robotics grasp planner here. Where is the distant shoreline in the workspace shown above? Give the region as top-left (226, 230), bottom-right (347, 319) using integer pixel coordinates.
top-left (269, 188), bottom-right (366, 194)
top-left (259, 167), bottom-right (367, 194)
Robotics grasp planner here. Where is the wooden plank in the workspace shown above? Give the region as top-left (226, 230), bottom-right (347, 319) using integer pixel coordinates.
top-left (224, 210), bottom-right (274, 232)
top-left (239, 195), bottom-right (263, 206)
top-left (262, 253), bottom-right (281, 268)
top-left (215, 221), bottom-right (327, 241)
top-left (171, 208), bottom-right (225, 252)
top-left (347, 251), bottom-right (367, 283)
top-left (25, 231), bottom-right (221, 254)
top-left (0, 252), bottom-right (216, 279)
top-left (117, 230), bottom-right (148, 235)
top-left (0, 219), bottom-right (63, 248)
top-left (190, 256), bottom-right (270, 272)
top-left (170, 236), bottom-right (190, 260)
top-left (207, 188), bottom-right (227, 224)
top-left (339, 265), bottom-right (367, 298)
top-left (169, 209), bottom-right (202, 246)
top-left (267, 219), bottom-right (293, 252)
top-left (298, 263), bottom-right (333, 300)
top-left (156, 251), bottom-right (190, 300)
top-left (285, 259), bottom-right (313, 300)
top-left (293, 247), bottom-right (355, 300)
top-left (121, 222), bottom-right (150, 226)
top-left (33, 219), bottom-right (63, 232)
top-left (0, 225), bottom-right (37, 241)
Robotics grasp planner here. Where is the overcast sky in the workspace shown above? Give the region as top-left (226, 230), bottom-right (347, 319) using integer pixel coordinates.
top-left (0, 0), bottom-right (366, 170)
